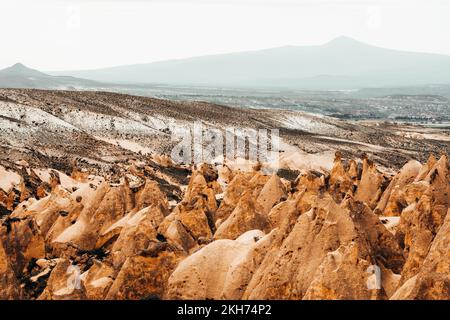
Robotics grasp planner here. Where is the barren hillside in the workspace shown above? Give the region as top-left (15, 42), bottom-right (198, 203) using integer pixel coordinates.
top-left (1, 89), bottom-right (448, 174)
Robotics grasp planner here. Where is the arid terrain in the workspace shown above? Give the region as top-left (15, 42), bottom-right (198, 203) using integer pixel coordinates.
top-left (1, 89), bottom-right (449, 171)
top-left (0, 89), bottom-right (449, 300)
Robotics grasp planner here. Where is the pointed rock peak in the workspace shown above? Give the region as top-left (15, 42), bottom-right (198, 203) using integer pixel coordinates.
top-left (396, 159), bottom-right (422, 181)
top-left (257, 174), bottom-right (287, 215)
top-left (331, 152), bottom-right (347, 175)
top-left (347, 159), bottom-right (358, 177)
top-left (334, 151), bottom-right (343, 163)
top-left (415, 154), bottom-right (438, 181)
top-left (437, 153), bottom-right (448, 164)
top-left (267, 173), bottom-right (284, 186)
top-left (426, 154), bottom-right (437, 168)
top-left (330, 153), bottom-right (350, 182)
top-left (426, 153), bottom-right (448, 182)
top-left (361, 153), bottom-right (375, 168)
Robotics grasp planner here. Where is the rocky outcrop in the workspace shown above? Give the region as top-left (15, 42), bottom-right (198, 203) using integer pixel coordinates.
top-left (38, 259), bottom-right (86, 300)
top-left (0, 162), bottom-right (185, 300)
top-left (214, 191), bottom-right (270, 240)
top-left (215, 171), bottom-right (268, 225)
top-left (256, 174), bottom-right (287, 215)
top-left (392, 208), bottom-right (450, 299)
top-left (81, 260), bottom-right (115, 300)
top-left (243, 195), bottom-right (404, 300)
top-left (396, 155), bottom-right (450, 284)
top-left (167, 230), bottom-right (275, 299)
top-left (106, 248), bottom-right (182, 300)
top-left (0, 240), bottom-right (22, 299)
top-left (328, 152), bottom-right (357, 202)
top-left (375, 160), bottom-right (422, 216)
top-left (0, 154), bottom-right (448, 300)
top-left (157, 166), bottom-right (218, 252)
top-left (355, 155), bottom-right (387, 209)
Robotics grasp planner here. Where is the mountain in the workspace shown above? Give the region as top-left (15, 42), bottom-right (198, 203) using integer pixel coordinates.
top-left (50, 36), bottom-right (450, 89)
top-left (0, 63), bottom-right (103, 89)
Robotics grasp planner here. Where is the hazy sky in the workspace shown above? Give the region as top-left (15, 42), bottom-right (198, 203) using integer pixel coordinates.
top-left (1, 0), bottom-right (449, 71)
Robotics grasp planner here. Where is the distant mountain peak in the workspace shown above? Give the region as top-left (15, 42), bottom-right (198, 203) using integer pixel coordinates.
top-left (1, 63), bottom-right (47, 77)
top-left (0, 62), bottom-right (103, 89)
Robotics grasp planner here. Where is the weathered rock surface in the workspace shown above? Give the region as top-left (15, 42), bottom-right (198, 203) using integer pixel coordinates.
top-left (396, 155), bottom-right (450, 284)
top-left (355, 155), bottom-right (387, 209)
top-left (0, 154), bottom-right (448, 300)
top-left (243, 195), bottom-right (404, 300)
top-left (167, 230), bottom-right (275, 299)
top-left (106, 248), bottom-right (182, 300)
top-left (214, 191), bottom-right (270, 240)
top-left (0, 239), bottom-right (22, 299)
top-left (391, 208), bottom-right (450, 299)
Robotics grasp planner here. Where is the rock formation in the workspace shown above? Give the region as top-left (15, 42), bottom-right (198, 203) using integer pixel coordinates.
top-left (0, 153), bottom-right (449, 300)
